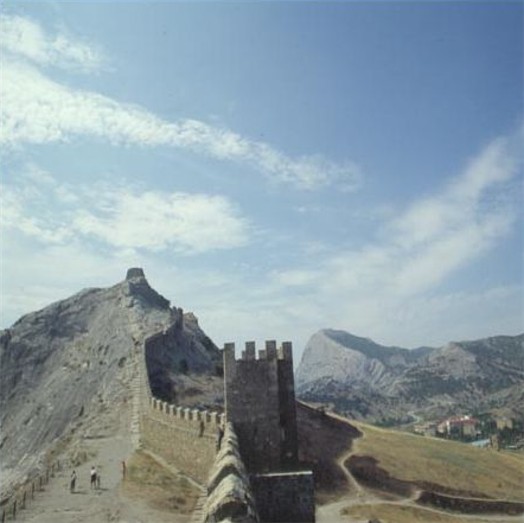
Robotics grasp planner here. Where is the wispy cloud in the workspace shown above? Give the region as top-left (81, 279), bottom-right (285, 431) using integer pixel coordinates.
top-left (1, 167), bottom-right (250, 253)
top-left (0, 14), bottom-right (103, 71)
top-left (272, 130), bottom-right (522, 326)
top-left (0, 14), bottom-right (360, 190)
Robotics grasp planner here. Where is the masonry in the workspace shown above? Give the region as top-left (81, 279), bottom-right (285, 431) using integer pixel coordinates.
top-left (224, 340), bottom-right (315, 522)
top-left (140, 397), bottom-right (220, 485)
top-left (139, 332), bottom-right (223, 485)
top-left (137, 333), bottom-right (315, 522)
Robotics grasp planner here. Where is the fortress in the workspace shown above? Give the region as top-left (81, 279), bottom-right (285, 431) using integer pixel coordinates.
top-left (141, 333), bottom-right (315, 522)
top-left (1, 268), bottom-right (314, 522)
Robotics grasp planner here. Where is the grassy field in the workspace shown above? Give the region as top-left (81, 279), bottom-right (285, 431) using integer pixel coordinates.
top-left (341, 503), bottom-right (520, 523)
top-left (122, 449), bottom-right (200, 514)
top-left (351, 420), bottom-right (524, 501)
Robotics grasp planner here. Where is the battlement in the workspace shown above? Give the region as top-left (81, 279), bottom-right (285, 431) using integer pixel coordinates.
top-left (126, 267), bottom-right (145, 280)
top-left (149, 397), bottom-right (224, 427)
top-left (224, 340), bottom-right (293, 363)
top-left (223, 340), bottom-right (298, 474)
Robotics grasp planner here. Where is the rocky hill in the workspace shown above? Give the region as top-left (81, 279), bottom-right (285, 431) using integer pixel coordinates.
top-left (0, 268), bottom-right (221, 499)
top-left (296, 329), bottom-right (524, 423)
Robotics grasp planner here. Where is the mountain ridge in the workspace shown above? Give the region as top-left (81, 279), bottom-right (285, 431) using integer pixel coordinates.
top-left (296, 328), bottom-right (524, 422)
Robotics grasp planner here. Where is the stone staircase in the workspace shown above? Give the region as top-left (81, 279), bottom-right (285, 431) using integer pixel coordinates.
top-left (129, 354), bottom-right (141, 449)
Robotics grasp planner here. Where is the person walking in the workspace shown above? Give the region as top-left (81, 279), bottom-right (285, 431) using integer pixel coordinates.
top-left (70, 470), bottom-right (77, 493)
top-left (216, 424), bottom-right (224, 452)
top-left (90, 466), bottom-right (97, 490)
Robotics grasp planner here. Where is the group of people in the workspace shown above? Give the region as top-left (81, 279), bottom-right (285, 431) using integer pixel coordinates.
top-left (69, 466), bottom-right (101, 493)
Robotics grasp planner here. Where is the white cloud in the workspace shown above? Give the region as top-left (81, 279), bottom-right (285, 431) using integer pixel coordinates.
top-left (391, 136), bottom-right (520, 250)
top-left (1, 169), bottom-right (250, 253)
top-left (0, 14), bottom-right (103, 71)
top-left (270, 132), bottom-right (521, 345)
top-left (73, 190), bottom-right (249, 253)
top-left (0, 13), bottom-right (360, 190)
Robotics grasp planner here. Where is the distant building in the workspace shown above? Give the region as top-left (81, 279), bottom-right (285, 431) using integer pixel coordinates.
top-left (495, 417), bottom-right (514, 430)
top-left (437, 415), bottom-right (480, 438)
top-left (414, 423), bottom-right (437, 437)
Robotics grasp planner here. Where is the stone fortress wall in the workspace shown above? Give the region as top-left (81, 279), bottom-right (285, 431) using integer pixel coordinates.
top-left (2, 329), bottom-right (309, 521)
top-left (138, 331), bottom-right (260, 522)
top-left (223, 341), bottom-right (315, 523)
top-left (139, 337), bottom-right (314, 522)
top-left (202, 422), bottom-right (259, 523)
top-left (140, 397), bottom-right (220, 485)
top-left (139, 330), bottom-right (221, 485)
top-left (224, 340), bottom-right (298, 472)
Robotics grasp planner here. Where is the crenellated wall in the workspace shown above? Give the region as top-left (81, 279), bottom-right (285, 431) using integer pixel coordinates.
top-left (224, 340), bottom-right (298, 473)
top-left (140, 398), bottom-right (223, 485)
top-left (138, 332), bottom-right (223, 485)
top-left (138, 335), bottom-right (313, 522)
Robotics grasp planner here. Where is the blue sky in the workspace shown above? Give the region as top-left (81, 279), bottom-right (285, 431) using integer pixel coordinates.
top-left (1, 1), bottom-right (522, 362)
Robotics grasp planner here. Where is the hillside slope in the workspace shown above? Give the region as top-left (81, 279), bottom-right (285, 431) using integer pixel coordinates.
top-left (296, 329), bottom-right (524, 422)
top-left (0, 268), bottom-right (220, 498)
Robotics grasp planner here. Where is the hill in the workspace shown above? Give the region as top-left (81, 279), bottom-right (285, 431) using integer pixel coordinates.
top-left (0, 268), bottom-right (221, 499)
top-left (297, 404), bottom-right (524, 522)
top-left (296, 329), bottom-right (524, 423)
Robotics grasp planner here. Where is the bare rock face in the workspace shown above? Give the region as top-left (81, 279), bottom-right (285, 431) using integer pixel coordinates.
top-left (296, 329), bottom-right (524, 423)
top-left (0, 269), bottom-right (220, 498)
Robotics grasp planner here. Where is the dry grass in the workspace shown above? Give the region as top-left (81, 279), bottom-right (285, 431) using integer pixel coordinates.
top-left (341, 503), bottom-right (519, 523)
top-left (122, 449), bottom-right (200, 514)
top-left (297, 403), bottom-right (361, 503)
top-left (351, 421), bottom-right (524, 501)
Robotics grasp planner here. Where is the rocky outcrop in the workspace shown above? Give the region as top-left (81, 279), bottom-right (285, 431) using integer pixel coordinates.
top-left (296, 329), bottom-right (524, 422)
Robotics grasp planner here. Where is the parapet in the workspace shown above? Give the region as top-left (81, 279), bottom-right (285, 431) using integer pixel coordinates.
top-left (224, 340), bottom-right (293, 362)
top-left (149, 396), bottom-right (224, 426)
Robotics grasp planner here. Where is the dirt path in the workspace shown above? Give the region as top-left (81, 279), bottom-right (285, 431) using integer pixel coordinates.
top-left (14, 355), bottom-right (191, 523)
top-left (15, 433), bottom-right (191, 523)
top-left (315, 411), bottom-right (522, 523)
top-left (316, 414), bottom-right (379, 522)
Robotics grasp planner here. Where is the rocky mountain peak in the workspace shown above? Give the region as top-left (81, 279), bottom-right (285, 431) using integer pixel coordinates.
top-left (296, 329), bottom-right (524, 423)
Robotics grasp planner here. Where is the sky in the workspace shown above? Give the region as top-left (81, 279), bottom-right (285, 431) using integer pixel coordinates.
top-left (1, 1), bottom-right (522, 364)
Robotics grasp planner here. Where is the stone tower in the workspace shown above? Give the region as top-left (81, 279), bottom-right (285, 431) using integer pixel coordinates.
top-left (223, 340), bottom-right (298, 473)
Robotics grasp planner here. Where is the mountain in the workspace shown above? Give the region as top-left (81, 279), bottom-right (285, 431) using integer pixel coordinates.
top-left (296, 329), bottom-right (524, 423)
top-left (0, 268), bottom-right (221, 497)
